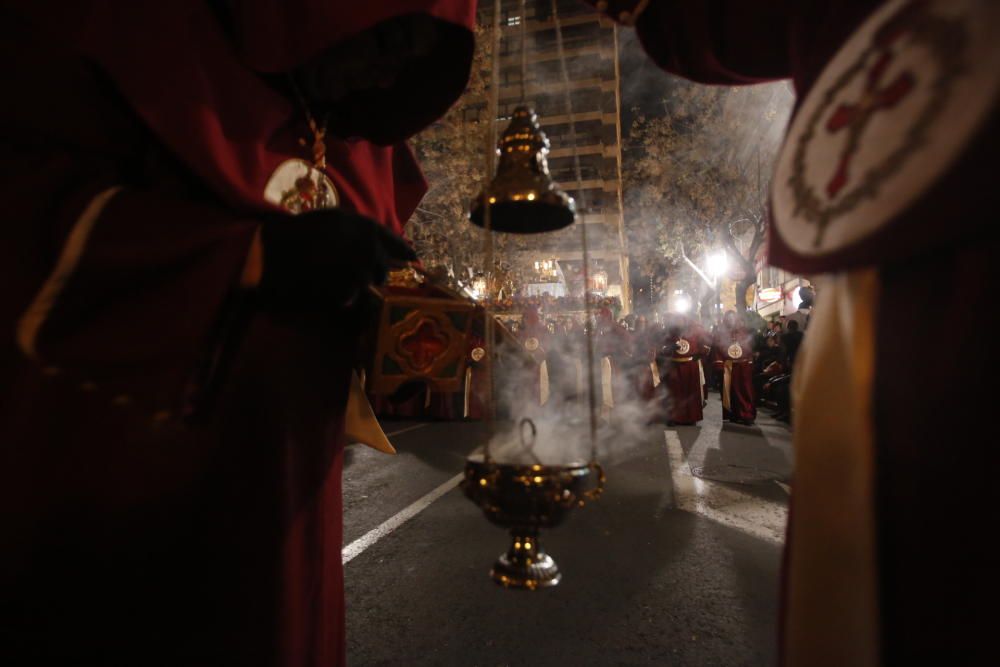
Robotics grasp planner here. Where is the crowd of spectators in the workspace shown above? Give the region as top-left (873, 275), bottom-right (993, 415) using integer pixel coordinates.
top-left (488, 293), bottom-right (622, 318)
top-left (750, 287), bottom-right (813, 422)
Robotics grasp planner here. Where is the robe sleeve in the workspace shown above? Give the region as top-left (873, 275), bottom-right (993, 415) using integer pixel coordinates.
top-left (13, 180), bottom-right (256, 370)
top-left (609, 0), bottom-right (795, 84)
top-left (0, 42), bottom-right (256, 408)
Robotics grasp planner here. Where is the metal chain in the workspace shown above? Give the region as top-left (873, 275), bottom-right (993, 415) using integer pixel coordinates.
top-left (519, 0), bottom-right (528, 102)
top-left (550, 0), bottom-right (599, 461)
top-left (482, 0), bottom-right (504, 462)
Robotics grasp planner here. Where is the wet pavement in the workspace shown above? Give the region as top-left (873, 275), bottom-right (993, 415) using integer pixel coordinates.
top-left (343, 401), bottom-right (792, 666)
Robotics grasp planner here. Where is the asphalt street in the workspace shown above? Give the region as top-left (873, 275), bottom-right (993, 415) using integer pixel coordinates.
top-left (343, 402), bottom-right (792, 666)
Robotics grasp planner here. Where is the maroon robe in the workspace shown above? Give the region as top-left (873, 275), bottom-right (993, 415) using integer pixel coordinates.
top-left (594, 308), bottom-right (628, 402)
top-left (465, 333), bottom-right (489, 419)
top-left (369, 382), bottom-right (459, 420)
top-left (371, 388), bottom-right (428, 419)
top-left (600, 0), bottom-right (999, 663)
top-left (712, 326), bottom-right (756, 424)
top-left (662, 332), bottom-right (704, 425)
top-left (689, 322), bottom-right (712, 401)
top-left (0, 2), bottom-right (474, 665)
top-left (629, 325), bottom-right (658, 403)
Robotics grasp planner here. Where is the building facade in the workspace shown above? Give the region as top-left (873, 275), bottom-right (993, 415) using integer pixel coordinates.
top-left (472, 0), bottom-right (631, 311)
top-left (753, 261), bottom-right (811, 321)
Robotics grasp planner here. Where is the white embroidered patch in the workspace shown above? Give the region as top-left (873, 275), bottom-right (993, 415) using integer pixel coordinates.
top-left (772, 0), bottom-right (1000, 256)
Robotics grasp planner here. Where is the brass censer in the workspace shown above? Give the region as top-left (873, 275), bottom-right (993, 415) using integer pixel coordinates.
top-left (464, 0), bottom-right (603, 590)
top-left (462, 419), bottom-right (604, 589)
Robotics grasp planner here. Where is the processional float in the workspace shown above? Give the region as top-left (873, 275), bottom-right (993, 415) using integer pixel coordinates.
top-left (461, 0), bottom-right (605, 589)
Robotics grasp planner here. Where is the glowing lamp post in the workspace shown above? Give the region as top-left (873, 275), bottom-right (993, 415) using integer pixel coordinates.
top-left (707, 251), bottom-right (728, 315)
top-left (707, 251), bottom-right (729, 280)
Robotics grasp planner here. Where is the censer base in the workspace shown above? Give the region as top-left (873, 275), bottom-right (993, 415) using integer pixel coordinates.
top-left (490, 531), bottom-right (561, 590)
top-left (462, 445), bottom-right (604, 589)
top-left (470, 200), bottom-right (575, 234)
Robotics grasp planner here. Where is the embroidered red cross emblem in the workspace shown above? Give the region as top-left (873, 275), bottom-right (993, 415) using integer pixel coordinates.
top-left (399, 320), bottom-right (448, 372)
top-left (293, 176), bottom-right (319, 209)
top-left (824, 34), bottom-right (916, 198)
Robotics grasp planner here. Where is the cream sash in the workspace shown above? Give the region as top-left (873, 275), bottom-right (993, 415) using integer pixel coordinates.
top-left (784, 269), bottom-right (879, 667)
top-left (721, 360), bottom-right (733, 412)
top-left (344, 371), bottom-right (396, 454)
top-left (601, 356), bottom-right (614, 409)
top-left (463, 366), bottom-right (473, 418)
top-left (539, 360), bottom-right (550, 406)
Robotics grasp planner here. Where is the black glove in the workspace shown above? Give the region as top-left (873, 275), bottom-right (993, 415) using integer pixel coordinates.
top-left (258, 208), bottom-right (416, 312)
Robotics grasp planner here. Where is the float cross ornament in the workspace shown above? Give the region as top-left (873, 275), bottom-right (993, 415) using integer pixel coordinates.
top-left (397, 319), bottom-right (449, 373)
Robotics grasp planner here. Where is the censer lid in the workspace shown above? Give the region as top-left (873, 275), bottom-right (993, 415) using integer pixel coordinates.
top-left (469, 106), bottom-right (576, 234)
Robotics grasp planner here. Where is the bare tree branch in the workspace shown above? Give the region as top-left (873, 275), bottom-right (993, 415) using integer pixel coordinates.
top-left (623, 78), bottom-right (792, 311)
top-left (680, 242), bottom-right (715, 288)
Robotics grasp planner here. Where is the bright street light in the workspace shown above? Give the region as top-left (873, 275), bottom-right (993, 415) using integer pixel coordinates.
top-left (674, 294), bottom-right (692, 313)
top-left (706, 251), bottom-right (728, 279)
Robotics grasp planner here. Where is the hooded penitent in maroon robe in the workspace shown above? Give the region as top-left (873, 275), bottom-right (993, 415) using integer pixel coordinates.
top-left (0, 2), bottom-right (474, 665)
top-left (517, 305), bottom-right (549, 408)
top-left (712, 313), bottom-right (756, 425)
top-left (464, 331), bottom-right (489, 419)
top-left (595, 0), bottom-right (999, 664)
top-left (626, 317), bottom-right (657, 404)
top-left (660, 317), bottom-right (704, 425)
top-left (594, 306), bottom-right (628, 410)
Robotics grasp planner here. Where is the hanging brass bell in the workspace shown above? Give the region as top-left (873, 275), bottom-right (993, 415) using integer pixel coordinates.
top-left (470, 106), bottom-right (576, 234)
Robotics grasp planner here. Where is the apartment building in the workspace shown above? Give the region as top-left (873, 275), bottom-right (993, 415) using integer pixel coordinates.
top-left (467, 0), bottom-right (631, 311)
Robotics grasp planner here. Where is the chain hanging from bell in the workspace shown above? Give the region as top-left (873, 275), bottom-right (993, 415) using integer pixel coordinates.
top-left (470, 106), bottom-right (576, 234)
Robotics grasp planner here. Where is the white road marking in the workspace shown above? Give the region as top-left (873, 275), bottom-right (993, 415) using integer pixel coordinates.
top-left (664, 430), bottom-right (787, 545)
top-left (384, 423), bottom-right (430, 438)
top-left (342, 471), bottom-right (464, 565)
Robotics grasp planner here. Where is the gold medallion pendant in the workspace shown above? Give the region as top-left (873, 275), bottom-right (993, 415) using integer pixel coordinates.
top-left (263, 158), bottom-right (339, 214)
